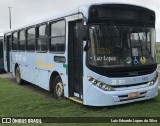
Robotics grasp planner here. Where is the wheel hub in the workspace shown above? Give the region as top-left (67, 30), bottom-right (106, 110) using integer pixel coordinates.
top-left (56, 82), bottom-right (64, 97)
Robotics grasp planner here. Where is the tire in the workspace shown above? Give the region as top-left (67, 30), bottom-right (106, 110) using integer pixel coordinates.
top-left (54, 76), bottom-right (64, 99)
top-left (15, 66), bottom-right (22, 85)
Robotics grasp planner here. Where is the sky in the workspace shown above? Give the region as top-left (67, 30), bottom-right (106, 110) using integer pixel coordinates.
top-left (0, 0), bottom-right (160, 41)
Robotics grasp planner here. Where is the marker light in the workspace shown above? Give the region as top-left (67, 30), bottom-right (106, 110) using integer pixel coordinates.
top-left (88, 77), bottom-right (94, 81)
top-left (92, 79), bottom-right (97, 84)
top-left (96, 82), bottom-right (102, 87)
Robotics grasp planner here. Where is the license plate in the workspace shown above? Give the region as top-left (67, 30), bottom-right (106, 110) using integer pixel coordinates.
top-left (128, 92), bottom-right (140, 99)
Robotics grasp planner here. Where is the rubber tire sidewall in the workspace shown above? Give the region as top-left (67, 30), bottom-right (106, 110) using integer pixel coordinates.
top-left (54, 76), bottom-right (64, 99)
top-left (16, 66), bottom-right (22, 85)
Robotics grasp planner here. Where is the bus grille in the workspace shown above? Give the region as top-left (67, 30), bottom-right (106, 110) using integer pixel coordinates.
top-left (118, 91), bottom-right (147, 102)
top-left (112, 82), bottom-right (148, 89)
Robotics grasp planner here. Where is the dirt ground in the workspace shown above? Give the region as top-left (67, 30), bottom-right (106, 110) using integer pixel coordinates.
top-left (0, 72), bottom-right (53, 99)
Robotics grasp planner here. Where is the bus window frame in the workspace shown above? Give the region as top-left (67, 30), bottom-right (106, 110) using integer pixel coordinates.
top-left (5, 33), bottom-right (12, 52)
top-left (49, 19), bottom-right (66, 54)
top-left (36, 23), bottom-right (48, 53)
top-left (18, 29), bottom-right (26, 52)
top-left (12, 31), bottom-right (18, 51)
top-left (26, 26), bottom-right (36, 52)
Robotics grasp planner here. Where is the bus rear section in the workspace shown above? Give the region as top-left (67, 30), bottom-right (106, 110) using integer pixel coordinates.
top-left (82, 4), bottom-right (158, 106)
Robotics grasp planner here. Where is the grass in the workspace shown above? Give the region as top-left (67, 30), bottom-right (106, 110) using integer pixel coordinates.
top-left (0, 77), bottom-right (160, 126)
top-left (156, 42), bottom-right (160, 64)
top-left (156, 42), bottom-right (160, 49)
top-left (157, 53), bottom-right (160, 64)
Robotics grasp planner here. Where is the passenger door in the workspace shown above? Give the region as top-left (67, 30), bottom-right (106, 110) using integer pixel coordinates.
top-left (4, 35), bottom-right (11, 72)
top-left (68, 20), bottom-right (85, 99)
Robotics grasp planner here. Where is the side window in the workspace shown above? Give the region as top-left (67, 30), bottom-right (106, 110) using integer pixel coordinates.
top-left (18, 30), bottom-right (26, 51)
top-left (0, 38), bottom-right (3, 58)
top-left (5, 35), bottom-right (12, 51)
top-left (36, 24), bottom-right (47, 52)
top-left (12, 32), bottom-right (18, 50)
top-left (50, 20), bottom-right (65, 52)
top-left (27, 27), bottom-right (35, 51)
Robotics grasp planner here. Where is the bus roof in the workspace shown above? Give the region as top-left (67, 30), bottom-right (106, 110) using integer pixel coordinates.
top-left (4, 2), bottom-right (155, 34)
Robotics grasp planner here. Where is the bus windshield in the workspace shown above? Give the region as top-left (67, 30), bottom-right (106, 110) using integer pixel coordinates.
top-left (88, 23), bottom-right (156, 67)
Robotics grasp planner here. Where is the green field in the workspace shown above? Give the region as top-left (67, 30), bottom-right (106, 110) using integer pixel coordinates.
top-left (156, 42), bottom-right (160, 64)
top-left (156, 42), bottom-right (160, 49)
top-left (157, 53), bottom-right (160, 64)
top-left (0, 77), bottom-right (160, 126)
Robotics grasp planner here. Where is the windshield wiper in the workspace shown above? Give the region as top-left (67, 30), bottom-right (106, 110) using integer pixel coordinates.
top-left (138, 33), bottom-right (144, 56)
top-left (143, 23), bottom-right (151, 53)
top-left (109, 21), bottom-right (121, 47)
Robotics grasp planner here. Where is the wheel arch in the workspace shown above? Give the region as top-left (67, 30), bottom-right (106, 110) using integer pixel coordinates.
top-left (14, 63), bottom-right (19, 76)
top-left (49, 71), bottom-right (61, 92)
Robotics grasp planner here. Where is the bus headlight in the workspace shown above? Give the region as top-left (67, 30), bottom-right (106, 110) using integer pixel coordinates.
top-left (88, 76), bottom-right (114, 91)
top-left (147, 75), bottom-right (158, 86)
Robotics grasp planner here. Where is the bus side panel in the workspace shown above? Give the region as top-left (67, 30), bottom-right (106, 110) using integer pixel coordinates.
top-left (33, 53), bottom-right (50, 90)
top-left (45, 52), bottom-right (68, 95)
top-left (11, 50), bottom-right (68, 94)
top-left (26, 52), bottom-right (35, 84)
top-left (39, 70), bottom-right (49, 90)
top-left (11, 52), bottom-right (33, 83)
top-left (22, 52), bottom-right (35, 84)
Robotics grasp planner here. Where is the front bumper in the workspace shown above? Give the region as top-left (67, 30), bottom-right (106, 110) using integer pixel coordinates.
top-left (85, 79), bottom-right (158, 106)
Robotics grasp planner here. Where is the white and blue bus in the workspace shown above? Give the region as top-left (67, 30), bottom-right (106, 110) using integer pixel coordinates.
top-left (3, 3), bottom-right (158, 106)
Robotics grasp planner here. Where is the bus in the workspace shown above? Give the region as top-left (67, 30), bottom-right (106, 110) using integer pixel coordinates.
top-left (3, 3), bottom-right (158, 106)
top-left (0, 35), bottom-right (4, 71)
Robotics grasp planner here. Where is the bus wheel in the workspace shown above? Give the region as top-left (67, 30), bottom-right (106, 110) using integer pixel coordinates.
top-left (16, 66), bottom-right (22, 85)
top-left (54, 76), bottom-right (64, 99)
